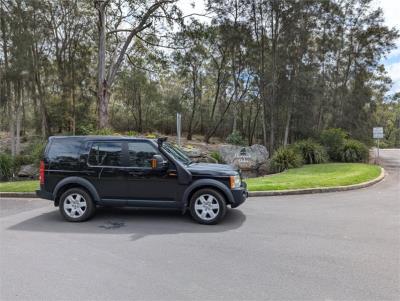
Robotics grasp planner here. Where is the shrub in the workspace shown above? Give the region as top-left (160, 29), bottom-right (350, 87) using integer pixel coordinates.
top-left (76, 124), bottom-right (96, 135)
top-left (210, 151), bottom-right (224, 163)
top-left (92, 128), bottom-right (116, 136)
top-left (145, 133), bottom-right (158, 138)
top-left (320, 128), bottom-right (347, 161)
top-left (226, 131), bottom-right (245, 146)
top-left (13, 155), bottom-right (33, 169)
top-left (292, 139), bottom-right (328, 164)
top-left (125, 130), bottom-right (139, 137)
top-left (24, 141), bottom-right (46, 165)
top-left (0, 153), bottom-right (14, 180)
top-left (340, 139), bottom-right (369, 162)
top-left (270, 147), bottom-right (303, 173)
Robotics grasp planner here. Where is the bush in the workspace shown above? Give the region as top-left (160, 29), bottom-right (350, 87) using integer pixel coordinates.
top-left (292, 139), bottom-right (328, 164)
top-left (226, 131), bottom-right (245, 146)
top-left (13, 154), bottom-right (33, 169)
top-left (125, 130), bottom-right (139, 137)
top-left (0, 153), bottom-right (14, 180)
top-left (340, 139), bottom-right (369, 162)
top-left (24, 141), bottom-right (46, 165)
top-left (76, 124), bottom-right (96, 135)
top-left (270, 147), bottom-right (303, 173)
top-left (320, 128), bottom-right (347, 161)
top-left (210, 151), bottom-right (224, 163)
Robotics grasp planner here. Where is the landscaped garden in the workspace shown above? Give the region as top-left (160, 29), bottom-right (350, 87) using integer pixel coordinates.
top-left (0, 128), bottom-right (382, 193)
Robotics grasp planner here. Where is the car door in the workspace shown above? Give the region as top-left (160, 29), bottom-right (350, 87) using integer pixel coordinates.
top-left (87, 141), bottom-right (128, 205)
top-left (124, 140), bottom-right (180, 207)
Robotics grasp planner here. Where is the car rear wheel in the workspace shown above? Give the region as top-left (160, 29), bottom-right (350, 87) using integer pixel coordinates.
top-left (59, 188), bottom-right (96, 222)
top-left (189, 188), bottom-right (227, 225)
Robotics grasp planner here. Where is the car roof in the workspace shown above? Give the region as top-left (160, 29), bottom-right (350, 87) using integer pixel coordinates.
top-left (49, 135), bottom-right (156, 142)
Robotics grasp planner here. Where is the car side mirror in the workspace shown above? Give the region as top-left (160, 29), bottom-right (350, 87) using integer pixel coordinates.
top-left (151, 154), bottom-right (167, 170)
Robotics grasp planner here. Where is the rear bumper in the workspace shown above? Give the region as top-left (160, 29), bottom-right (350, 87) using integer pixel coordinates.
top-left (230, 183), bottom-right (248, 208)
top-left (36, 189), bottom-right (53, 201)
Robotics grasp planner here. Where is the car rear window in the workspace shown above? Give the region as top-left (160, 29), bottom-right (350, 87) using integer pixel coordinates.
top-left (47, 139), bottom-right (82, 162)
top-left (88, 142), bottom-right (123, 166)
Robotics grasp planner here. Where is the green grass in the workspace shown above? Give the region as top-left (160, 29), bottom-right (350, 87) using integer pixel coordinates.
top-left (0, 180), bottom-right (39, 192)
top-left (0, 163), bottom-right (381, 193)
top-left (246, 163), bottom-right (381, 191)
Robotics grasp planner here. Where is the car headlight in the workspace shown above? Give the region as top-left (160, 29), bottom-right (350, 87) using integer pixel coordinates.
top-left (230, 175), bottom-right (241, 189)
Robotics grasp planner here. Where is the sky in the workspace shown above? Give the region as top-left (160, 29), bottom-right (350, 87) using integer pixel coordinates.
top-left (374, 0), bottom-right (400, 96)
top-left (177, 0), bottom-right (400, 96)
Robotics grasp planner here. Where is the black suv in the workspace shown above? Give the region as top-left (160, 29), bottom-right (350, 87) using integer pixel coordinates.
top-left (36, 136), bottom-right (247, 224)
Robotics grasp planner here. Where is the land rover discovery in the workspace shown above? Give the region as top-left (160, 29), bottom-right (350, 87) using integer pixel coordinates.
top-left (36, 136), bottom-right (247, 224)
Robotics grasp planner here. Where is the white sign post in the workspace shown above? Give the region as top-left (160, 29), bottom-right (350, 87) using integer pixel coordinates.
top-left (176, 113), bottom-right (182, 147)
top-left (373, 127), bottom-right (384, 164)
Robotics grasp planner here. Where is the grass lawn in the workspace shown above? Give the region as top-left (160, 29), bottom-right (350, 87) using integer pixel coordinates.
top-left (0, 180), bottom-right (39, 192)
top-left (246, 163), bottom-right (381, 191)
top-left (0, 163), bottom-right (381, 193)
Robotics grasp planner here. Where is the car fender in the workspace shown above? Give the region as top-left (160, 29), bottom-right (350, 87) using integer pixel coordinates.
top-left (53, 176), bottom-right (100, 203)
top-left (182, 178), bottom-right (234, 207)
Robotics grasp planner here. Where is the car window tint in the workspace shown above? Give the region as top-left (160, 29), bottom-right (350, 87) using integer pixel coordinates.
top-left (128, 142), bottom-right (158, 168)
top-left (47, 138), bottom-right (82, 161)
top-left (88, 142), bottom-right (123, 166)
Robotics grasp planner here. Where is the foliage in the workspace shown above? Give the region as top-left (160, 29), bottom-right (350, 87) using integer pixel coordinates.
top-left (246, 163), bottom-right (381, 191)
top-left (210, 151), bottom-right (224, 163)
top-left (13, 155), bottom-right (33, 169)
top-left (145, 133), bottom-right (158, 139)
top-left (76, 124), bottom-right (96, 135)
top-left (226, 131), bottom-right (245, 146)
top-left (125, 130), bottom-right (139, 137)
top-left (292, 139), bottom-right (328, 164)
top-left (0, 153), bottom-right (14, 180)
top-left (373, 98), bottom-right (400, 148)
top-left (0, 0), bottom-right (398, 152)
top-left (320, 128), bottom-right (348, 161)
top-left (270, 147), bottom-right (303, 173)
top-left (340, 139), bottom-right (369, 162)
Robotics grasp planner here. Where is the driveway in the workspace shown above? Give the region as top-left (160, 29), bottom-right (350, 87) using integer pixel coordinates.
top-left (1, 149), bottom-right (399, 300)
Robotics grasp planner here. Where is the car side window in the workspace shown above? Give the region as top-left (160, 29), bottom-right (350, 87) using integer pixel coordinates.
top-left (128, 142), bottom-right (158, 168)
top-left (88, 142), bottom-right (123, 166)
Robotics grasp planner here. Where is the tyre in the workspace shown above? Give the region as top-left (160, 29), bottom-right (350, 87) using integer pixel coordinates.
top-left (189, 188), bottom-right (227, 225)
top-left (59, 188), bottom-right (96, 222)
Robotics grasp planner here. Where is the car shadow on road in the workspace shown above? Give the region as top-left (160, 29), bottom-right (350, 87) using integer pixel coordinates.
top-left (8, 207), bottom-right (246, 241)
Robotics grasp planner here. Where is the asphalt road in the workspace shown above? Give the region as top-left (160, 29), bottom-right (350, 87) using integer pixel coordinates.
top-left (1, 150), bottom-right (399, 301)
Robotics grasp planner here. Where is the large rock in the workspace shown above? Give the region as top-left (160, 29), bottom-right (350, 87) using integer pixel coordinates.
top-left (219, 144), bottom-right (269, 176)
top-left (181, 145), bottom-right (202, 158)
top-left (17, 164), bottom-right (38, 178)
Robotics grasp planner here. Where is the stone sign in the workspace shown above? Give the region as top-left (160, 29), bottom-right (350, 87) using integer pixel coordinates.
top-left (219, 144), bottom-right (269, 176)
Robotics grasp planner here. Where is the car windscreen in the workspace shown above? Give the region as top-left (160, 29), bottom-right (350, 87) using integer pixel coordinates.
top-left (161, 143), bottom-right (192, 165)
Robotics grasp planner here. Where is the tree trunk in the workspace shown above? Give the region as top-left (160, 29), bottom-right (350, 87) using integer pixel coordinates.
top-left (97, 2), bottom-right (108, 128)
top-left (15, 82), bottom-right (22, 155)
top-left (187, 67), bottom-right (197, 141)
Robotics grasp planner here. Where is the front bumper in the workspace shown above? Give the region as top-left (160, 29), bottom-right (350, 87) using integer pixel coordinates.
top-left (230, 182), bottom-right (248, 208)
top-left (36, 189), bottom-right (53, 201)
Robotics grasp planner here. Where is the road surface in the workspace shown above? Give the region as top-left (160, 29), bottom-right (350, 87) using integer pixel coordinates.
top-left (1, 149), bottom-right (399, 300)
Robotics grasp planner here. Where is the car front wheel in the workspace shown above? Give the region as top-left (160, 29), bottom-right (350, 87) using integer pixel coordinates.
top-left (59, 188), bottom-right (96, 222)
top-left (189, 188), bottom-right (227, 225)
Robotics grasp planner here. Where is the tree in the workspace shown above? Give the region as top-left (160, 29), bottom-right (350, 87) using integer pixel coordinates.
top-left (94, 0), bottom-right (177, 129)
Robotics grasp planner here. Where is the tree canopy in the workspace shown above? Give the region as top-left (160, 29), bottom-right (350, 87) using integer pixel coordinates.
top-left (1, 0), bottom-right (399, 156)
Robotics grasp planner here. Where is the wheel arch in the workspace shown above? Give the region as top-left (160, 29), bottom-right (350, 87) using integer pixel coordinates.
top-left (183, 179), bottom-right (234, 207)
top-left (53, 177), bottom-right (100, 206)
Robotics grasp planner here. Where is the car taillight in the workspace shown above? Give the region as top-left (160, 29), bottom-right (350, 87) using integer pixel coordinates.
top-left (39, 160), bottom-right (45, 185)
